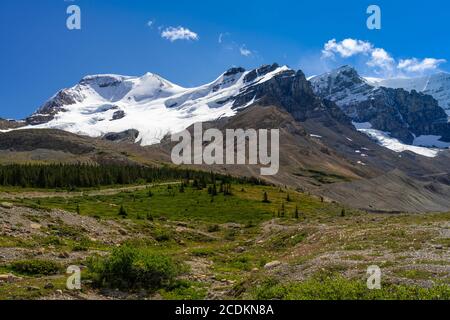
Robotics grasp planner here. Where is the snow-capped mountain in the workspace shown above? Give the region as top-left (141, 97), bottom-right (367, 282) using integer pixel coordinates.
top-left (310, 65), bottom-right (376, 107)
top-left (310, 66), bottom-right (450, 146)
top-left (366, 72), bottom-right (450, 115)
top-left (24, 64), bottom-right (291, 146)
top-left (7, 63), bottom-right (450, 159)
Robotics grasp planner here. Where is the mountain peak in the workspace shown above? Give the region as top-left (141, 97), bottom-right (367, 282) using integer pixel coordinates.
top-left (223, 67), bottom-right (246, 77)
top-left (366, 71), bottom-right (450, 113)
top-left (337, 65), bottom-right (356, 72)
top-left (79, 74), bottom-right (131, 86)
top-left (332, 65), bottom-right (361, 79)
top-left (23, 63), bottom-right (296, 145)
top-left (311, 66), bottom-right (450, 145)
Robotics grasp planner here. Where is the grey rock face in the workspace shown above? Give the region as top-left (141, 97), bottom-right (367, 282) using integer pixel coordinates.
top-left (26, 90), bottom-right (81, 125)
top-left (233, 67), bottom-right (350, 127)
top-left (111, 110), bottom-right (125, 121)
top-left (224, 67), bottom-right (246, 77)
top-left (310, 66), bottom-right (450, 144)
top-left (369, 72), bottom-right (450, 114)
top-left (103, 129), bottom-right (139, 143)
top-left (0, 118), bottom-right (25, 130)
top-left (243, 63), bottom-right (281, 83)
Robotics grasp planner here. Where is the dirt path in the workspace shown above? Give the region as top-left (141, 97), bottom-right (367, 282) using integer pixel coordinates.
top-left (0, 181), bottom-right (180, 200)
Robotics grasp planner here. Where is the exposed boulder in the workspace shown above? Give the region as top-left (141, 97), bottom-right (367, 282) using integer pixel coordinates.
top-left (264, 260), bottom-right (282, 269)
top-left (111, 110), bottom-right (125, 121)
top-left (103, 129), bottom-right (139, 144)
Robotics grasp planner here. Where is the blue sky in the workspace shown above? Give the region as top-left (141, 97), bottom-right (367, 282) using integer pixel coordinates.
top-left (1, 0), bottom-right (449, 119)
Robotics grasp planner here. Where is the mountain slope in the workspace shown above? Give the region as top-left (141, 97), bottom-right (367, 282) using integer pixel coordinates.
top-left (4, 63), bottom-right (450, 212)
top-left (367, 72), bottom-right (450, 115)
top-left (0, 129), bottom-right (161, 165)
top-left (0, 118), bottom-right (25, 130)
top-left (151, 101), bottom-right (450, 212)
top-left (149, 68), bottom-right (450, 212)
top-left (310, 66), bottom-right (450, 146)
top-left (23, 65), bottom-right (291, 146)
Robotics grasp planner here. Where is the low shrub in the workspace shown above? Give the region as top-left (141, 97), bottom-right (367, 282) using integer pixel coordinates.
top-left (207, 224), bottom-right (220, 233)
top-left (11, 259), bottom-right (63, 276)
top-left (87, 245), bottom-right (186, 291)
top-left (253, 275), bottom-right (450, 300)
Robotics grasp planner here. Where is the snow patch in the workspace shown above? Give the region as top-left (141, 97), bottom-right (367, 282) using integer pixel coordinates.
top-left (353, 122), bottom-right (442, 157)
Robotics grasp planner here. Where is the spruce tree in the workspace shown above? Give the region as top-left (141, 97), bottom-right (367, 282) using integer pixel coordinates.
top-left (118, 205), bottom-right (128, 217)
top-left (262, 192), bottom-right (270, 203)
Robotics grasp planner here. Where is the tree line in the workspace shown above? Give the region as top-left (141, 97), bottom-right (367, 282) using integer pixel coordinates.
top-left (0, 164), bottom-right (264, 189)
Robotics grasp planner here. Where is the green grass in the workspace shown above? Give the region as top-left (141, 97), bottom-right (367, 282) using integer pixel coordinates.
top-left (10, 184), bottom-right (346, 224)
top-left (0, 276), bottom-right (67, 300)
top-left (10, 259), bottom-right (63, 276)
top-left (2, 182), bottom-right (449, 300)
top-left (159, 280), bottom-right (208, 300)
top-left (394, 269), bottom-right (435, 280)
top-left (190, 247), bottom-right (217, 257)
top-left (264, 230), bottom-right (308, 251)
top-left (251, 275), bottom-right (450, 300)
top-left (0, 183), bottom-right (151, 194)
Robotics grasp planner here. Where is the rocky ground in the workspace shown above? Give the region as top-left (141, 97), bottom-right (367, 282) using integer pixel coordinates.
top-left (0, 185), bottom-right (449, 300)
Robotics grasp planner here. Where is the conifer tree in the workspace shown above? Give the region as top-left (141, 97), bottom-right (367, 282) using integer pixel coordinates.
top-left (118, 205), bottom-right (128, 217)
top-left (262, 192), bottom-right (270, 203)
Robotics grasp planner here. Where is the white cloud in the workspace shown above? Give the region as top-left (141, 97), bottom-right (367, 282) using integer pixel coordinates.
top-left (397, 58), bottom-right (446, 73)
top-left (322, 38), bottom-right (373, 58)
top-left (147, 20), bottom-right (154, 28)
top-left (321, 38), bottom-right (446, 76)
top-left (161, 26), bottom-right (199, 42)
top-left (367, 48), bottom-right (395, 71)
top-left (239, 45), bottom-right (252, 57)
top-left (217, 34), bottom-right (258, 59)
